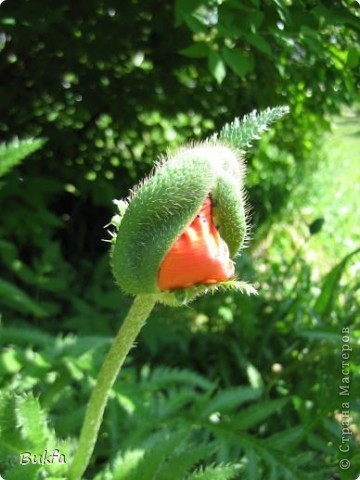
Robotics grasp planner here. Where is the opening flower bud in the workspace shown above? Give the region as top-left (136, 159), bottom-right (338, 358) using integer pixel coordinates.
top-left (110, 108), bottom-right (289, 302)
top-left (111, 143), bottom-right (247, 299)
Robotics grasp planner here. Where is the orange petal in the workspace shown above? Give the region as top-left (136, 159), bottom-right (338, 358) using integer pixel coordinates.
top-left (158, 197), bottom-right (235, 290)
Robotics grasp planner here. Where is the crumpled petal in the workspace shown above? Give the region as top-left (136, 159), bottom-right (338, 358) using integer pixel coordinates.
top-left (158, 197), bottom-right (235, 290)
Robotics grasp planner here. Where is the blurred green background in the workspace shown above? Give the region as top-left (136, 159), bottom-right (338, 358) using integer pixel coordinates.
top-left (0, 1), bottom-right (359, 479)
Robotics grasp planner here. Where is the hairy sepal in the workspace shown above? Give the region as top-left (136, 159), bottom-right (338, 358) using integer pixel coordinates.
top-left (155, 280), bottom-right (258, 306)
top-left (211, 157), bottom-right (246, 257)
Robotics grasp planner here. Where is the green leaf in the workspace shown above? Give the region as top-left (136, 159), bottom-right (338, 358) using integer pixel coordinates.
top-left (347, 48), bottom-right (359, 69)
top-left (4, 463), bottom-right (41, 480)
top-left (184, 15), bottom-right (208, 34)
top-left (265, 426), bottom-right (306, 449)
top-left (105, 450), bottom-right (144, 480)
top-left (247, 448), bottom-right (258, 479)
top-left (44, 478), bottom-right (68, 480)
top-left (245, 33), bottom-right (272, 56)
top-left (16, 394), bottom-right (51, 448)
top-left (297, 328), bottom-right (342, 343)
top-left (199, 387), bottom-right (262, 418)
top-left (0, 326), bottom-right (54, 347)
top-left (314, 247), bottom-right (360, 317)
top-left (188, 463), bottom-right (240, 480)
top-left (0, 347), bottom-right (23, 375)
top-left (222, 47), bottom-right (253, 77)
top-left (0, 392), bottom-right (24, 455)
top-left (313, 4), bottom-right (358, 28)
top-left (126, 432), bottom-right (187, 480)
top-left (0, 278), bottom-right (47, 317)
top-left (174, 0), bottom-right (204, 26)
top-left (180, 42), bottom-right (209, 58)
top-left (145, 366), bottom-right (215, 391)
top-left (208, 51), bottom-right (226, 84)
top-left (156, 443), bottom-right (215, 480)
top-left (0, 138), bottom-right (44, 178)
top-left (247, 10), bottom-right (265, 29)
top-left (233, 398), bottom-right (288, 430)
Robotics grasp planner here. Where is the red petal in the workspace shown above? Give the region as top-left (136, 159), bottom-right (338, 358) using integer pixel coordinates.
top-left (158, 197), bottom-right (235, 290)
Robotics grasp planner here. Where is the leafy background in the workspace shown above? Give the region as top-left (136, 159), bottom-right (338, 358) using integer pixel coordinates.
top-left (0, 0), bottom-right (359, 479)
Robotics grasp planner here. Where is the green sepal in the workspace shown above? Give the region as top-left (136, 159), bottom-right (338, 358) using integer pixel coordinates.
top-left (154, 280), bottom-right (258, 307)
top-left (112, 146), bottom-right (215, 295)
top-left (210, 106), bottom-right (290, 151)
top-left (212, 169), bottom-right (246, 257)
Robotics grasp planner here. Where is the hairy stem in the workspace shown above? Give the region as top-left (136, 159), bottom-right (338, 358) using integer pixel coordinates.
top-left (68, 295), bottom-right (156, 480)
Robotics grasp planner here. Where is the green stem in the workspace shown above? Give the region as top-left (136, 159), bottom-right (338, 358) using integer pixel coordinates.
top-left (68, 294), bottom-right (156, 480)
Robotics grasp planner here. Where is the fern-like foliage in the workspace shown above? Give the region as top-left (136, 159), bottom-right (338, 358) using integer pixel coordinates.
top-left (0, 137), bottom-right (45, 178)
top-left (210, 106), bottom-right (290, 151)
top-left (0, 330), bottom-right (341, 480)
top-left (188, 463), bottom-right (241, 480)
top-left (0, 391), bottom-right (72, 479)
top-left (95, 431), bottom-right (218, 480)
top-left (142, 366), bottom-right (216, 391)
top-left (0, 278), bottom-right (47, 317)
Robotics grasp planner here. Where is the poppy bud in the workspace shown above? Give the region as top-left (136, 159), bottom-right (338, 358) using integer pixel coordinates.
top-left (111, 143), bottom-right (246, 301)
top-left (111, 107), bottom-right (289, 304)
